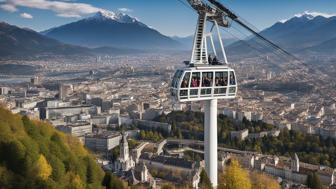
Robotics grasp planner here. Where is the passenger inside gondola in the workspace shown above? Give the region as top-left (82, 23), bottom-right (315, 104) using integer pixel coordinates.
top-left (191, 78), bottom-right (198, 87)
top-left (181, 72), bottom-right (190, 88)
top-left (212, 56), bottom-right (218, 64)
top-left (230, 72), bottom-right (236, 85)
top-left (181, 80), bottom-right (188, 88)
top-left (215, 77), bottom-right (219, 86)
top-left (222, 78), bottom-right (228, 86)
top-left (208, 55), bottom-right (213, 65)
top-left (202, 72), bottom-right (213, 87)
top-left (203, 77), bottom-right (210, 86)
top-left (191, 72), bottom-right (200, 87)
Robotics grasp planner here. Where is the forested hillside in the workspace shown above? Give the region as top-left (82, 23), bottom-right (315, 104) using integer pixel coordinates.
top-left (0, 107), bottom-right (105, 189)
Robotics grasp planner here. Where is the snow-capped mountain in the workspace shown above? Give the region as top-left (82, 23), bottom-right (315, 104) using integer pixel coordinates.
top-left (279, 11), bottom-right (336, 23)
top-left (42, 10), bottom-right (180, 50)
top-left (87, 11), bottom-right (146, 27)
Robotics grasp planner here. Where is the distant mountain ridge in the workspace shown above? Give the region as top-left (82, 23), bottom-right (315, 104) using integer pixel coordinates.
top-left (42, 11), bottom-right (181, 50)
top-left (0, 22), bottom-right (90, 58)
top-left (227, 11), bottom-right (336, 56)
top-left (0, 21), bottom-right (149, 58)
top-left (261, 11), bottom-right (336, 50)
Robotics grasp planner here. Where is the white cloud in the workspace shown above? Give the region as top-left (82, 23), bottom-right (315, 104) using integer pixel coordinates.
top-left (118, 7), bottom-right (132, 12)
top-left (0, 3), bottom-right (17, 12)
top-left (1, 0), bottom-right (105, 18)
top-left (56, 13), bottom-right (81, 18)
top-left (20, 12), bottom-right (33, 19)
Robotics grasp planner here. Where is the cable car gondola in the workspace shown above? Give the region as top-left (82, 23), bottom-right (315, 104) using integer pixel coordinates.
top-left (170, 2), bottom-right (238, 103)
top-left (171, 65), bottom-right (237, 102)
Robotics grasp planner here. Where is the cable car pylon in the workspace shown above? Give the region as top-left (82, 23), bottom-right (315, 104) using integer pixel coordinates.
top-left (172, 0), bottom-right (238, 187)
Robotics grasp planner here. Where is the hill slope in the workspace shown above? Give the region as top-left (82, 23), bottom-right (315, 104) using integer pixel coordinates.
top-left (0, 107), bottom-right (104, 189)
top-left (0, 22), bottom-right (90, 58)
top-left (42, 11), bottom-right (180, 50)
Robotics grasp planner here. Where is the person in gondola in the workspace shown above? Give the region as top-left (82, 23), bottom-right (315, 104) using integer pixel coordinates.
top-left (224, 78), bottom-right (228, 86)
top-left (191, 78), bottom-right (198, 87)
top-left (219, 78), bottom-right (224, 86)
top-left (230, 74), bottom-right (235, 85)
top-left (205, 77), bottom-right (211, 86)
top-left (181, 80), bottom-right (188, 88)
top-left (208, 55), bottom-right (213, 65)
top-left (203, 76), bottom-right (209, 87)
top-left (212, 56), bottom-right (218, 65)
top-left (215, 77), bottom-right (219, 86)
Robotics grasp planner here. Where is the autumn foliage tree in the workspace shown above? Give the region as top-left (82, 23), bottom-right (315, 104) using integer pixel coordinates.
top-left (33, 154), bottom-right (52, 180)
top-left (218, 159), bottom-right (280, 189)
top-left (250, 172), bottom-right (280, 189)
top-left (218, 159), bottom-right (251, 189)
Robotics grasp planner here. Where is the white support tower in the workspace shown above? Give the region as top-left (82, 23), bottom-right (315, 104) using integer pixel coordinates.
top-left (204, 99), bottom-right (218, 186)
top-left (191, 13), bottom-right (225, 189)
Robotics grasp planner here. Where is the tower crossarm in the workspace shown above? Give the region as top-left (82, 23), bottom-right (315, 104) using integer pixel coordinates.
top-left (186, 0), bottom-right (230, 27)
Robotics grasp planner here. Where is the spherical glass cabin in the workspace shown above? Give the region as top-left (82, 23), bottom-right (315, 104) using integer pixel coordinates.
top-left (171, 65), bottom-right (237, 102)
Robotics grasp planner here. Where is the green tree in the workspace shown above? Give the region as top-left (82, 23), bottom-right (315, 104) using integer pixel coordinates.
top-left (307, 172), bottom-right (323, 189)
top-left (102, 172), bottom-right (126, 189)
top-left (0, 166), bottom-right (15, 189)
top-left (200, 169), bottom-right (212, 189)
top-left (162, 185), bottom-right (177, 189)
top-left (48, 156), bottom-right (65, 181)
top-left (63, 172), bottom-right (84, 189)
top-left (1, 140), bottom-right (26, 174)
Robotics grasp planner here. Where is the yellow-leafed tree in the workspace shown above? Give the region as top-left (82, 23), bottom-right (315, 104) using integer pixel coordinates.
top-left (34, 154), bottom-right (52, 180)
top-left (251, 172), bottom-right (280, 189)
top-left (218, 159), bottom-right (251, 189)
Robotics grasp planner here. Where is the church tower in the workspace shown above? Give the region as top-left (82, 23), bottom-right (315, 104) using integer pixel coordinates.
top-left (141, 162), bottom-right (148, 182)
top-left (291, 153), bottom-right (300, 172)
top-left (120, 133), bottom-right (129, 161)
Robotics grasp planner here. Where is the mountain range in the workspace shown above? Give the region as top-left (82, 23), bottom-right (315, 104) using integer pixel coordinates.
top-left (227, 11), bottom-right (336, 57)
top-left (42, 11), bottom-right (180, 50)
top-left (1, 10), bottom-right (336, 58)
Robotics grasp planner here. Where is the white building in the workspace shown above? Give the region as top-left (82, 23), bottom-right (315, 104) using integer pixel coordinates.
top-left (0, 87), bottom-right (10, 95)
top-left (85, 132), bottom-right (121, 152)
top-left (114, 134), bottom-right (135, 172)
top-left (230, 129), bottom-right (249, 140)
top-left (56, 122), bottom-right (92, 137)
top-left (237, 111), bottom-right (252, 121)
top-left (223, 108), bottom-right (236, 119)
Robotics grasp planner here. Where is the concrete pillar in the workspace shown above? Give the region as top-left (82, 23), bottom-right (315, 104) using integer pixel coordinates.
top-left (204, 99), bottom-right (218, 187)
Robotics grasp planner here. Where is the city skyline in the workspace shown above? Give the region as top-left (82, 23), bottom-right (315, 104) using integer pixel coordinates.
top-left (0, 0), bottom-right (336, 36)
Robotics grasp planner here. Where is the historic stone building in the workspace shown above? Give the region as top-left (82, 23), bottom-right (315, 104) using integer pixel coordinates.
top-left (114, 133), bottom-right (135, 172)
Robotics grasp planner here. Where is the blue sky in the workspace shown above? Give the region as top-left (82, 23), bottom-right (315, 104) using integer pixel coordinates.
top-left (1, 0), bottom-right (336, 37)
